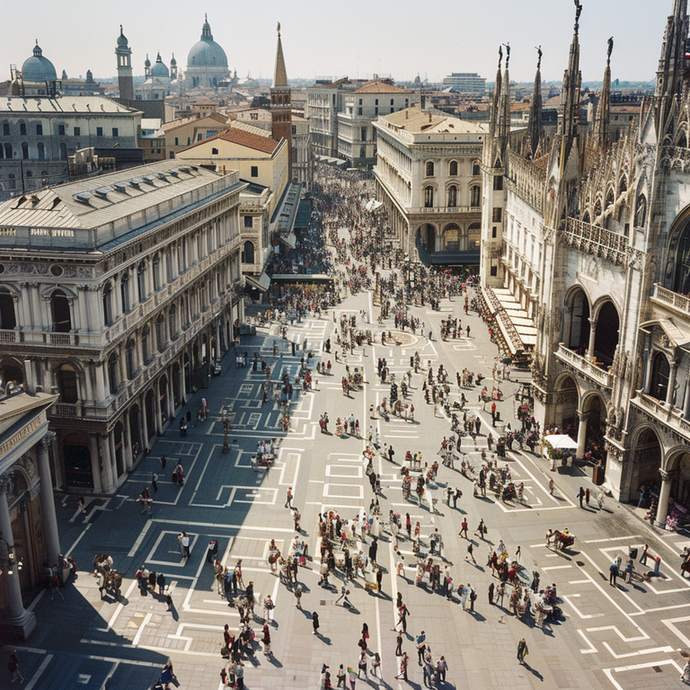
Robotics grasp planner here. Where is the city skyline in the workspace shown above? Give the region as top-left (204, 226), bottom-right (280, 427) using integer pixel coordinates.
top-left (0, 0), bottom-right (675, 88)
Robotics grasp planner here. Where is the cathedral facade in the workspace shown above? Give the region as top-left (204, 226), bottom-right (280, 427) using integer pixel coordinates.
top-left (479, 0), bottom-right (690, 528)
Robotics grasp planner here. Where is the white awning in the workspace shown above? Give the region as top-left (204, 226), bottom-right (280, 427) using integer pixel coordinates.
top-left (245, 271), bottom-right (271, 292)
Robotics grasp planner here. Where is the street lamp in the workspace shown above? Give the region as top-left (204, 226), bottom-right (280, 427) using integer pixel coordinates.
top-left (221, 410), bottom-right (231, 453)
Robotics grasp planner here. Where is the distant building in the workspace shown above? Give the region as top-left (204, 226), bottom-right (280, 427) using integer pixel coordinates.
top-left (338, 80), bottom-right (411, 167)
top-left (186, 15), bottom-right (230, 89)
top-left (136, 52), bottom-right (174, 100)
top-left (441, 73), bottom-right (486, 95)
top-left (0, 96), bottom-right (142, 198)
top-left (115, 26), bottom-right (134, 100)
top-left (374, 107), bottom-right (485, 268)
top-left (160, 112), bottom-right (232, 159)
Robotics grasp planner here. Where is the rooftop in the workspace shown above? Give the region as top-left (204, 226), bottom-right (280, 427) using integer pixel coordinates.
top-left (180, 127), bottom-right (280, 155)
top-left (353, 79), bottom-right (409, 94)
top-left (0, 95), bottom-right (140, 115)
top-left (379, 107), bottom-right (485, 134)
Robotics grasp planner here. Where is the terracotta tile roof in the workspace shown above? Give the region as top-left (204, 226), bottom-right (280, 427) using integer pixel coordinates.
top-left (354, 79), bottom-right (409, 94)
top-left (182, 127), bottom-right (280, 154)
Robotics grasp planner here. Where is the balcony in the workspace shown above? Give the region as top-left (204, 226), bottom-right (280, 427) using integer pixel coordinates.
top-left (555, 343), bottom-right (612, 389)
top-left (651, 283), bottom-right (690, 318)
top-left (563, 217), bottom-right (627, 266)
top-left (632, 392), bottom-right (690, 442)
top-left (413, 206), bottom-right (480, 215)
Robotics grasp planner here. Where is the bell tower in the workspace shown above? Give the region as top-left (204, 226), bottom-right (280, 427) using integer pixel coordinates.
top-left (115, 25), bottom-right (134, 100)
top-left (271, 22), bottom-right (293, 179)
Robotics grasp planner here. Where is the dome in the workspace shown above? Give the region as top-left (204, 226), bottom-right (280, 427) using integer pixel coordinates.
top-left (187, 16), bottom-right (228, 68)
top-left (117, 26), bottom-right (128, 47)
top-left (22, 42), bottom-right (57, 83)
top-left (151, 53), bottom-right (169, 78)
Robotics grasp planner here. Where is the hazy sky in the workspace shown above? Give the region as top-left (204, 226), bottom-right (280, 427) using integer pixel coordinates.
top-left (1, 0), bottom-right (676, 84)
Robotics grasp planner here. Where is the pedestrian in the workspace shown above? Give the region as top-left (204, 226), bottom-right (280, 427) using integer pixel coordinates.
top-left (624, 557), bottom-right (635, 583)
top-left (517, 638), bottom-right (528, 664)
top-left (577, 487), bottom-right (585, 508)
top-left (640, 544), bottom-right (649, 565)
top-left (160, 454), bottom-right (167, 469)
top-left (609, 561), bottom-right (619, 587)
top-left (285, 486), bottom-right (293, 509)
top-left (166, 588), bottom-right (174, 611)
top-left (337, 665), bottom-right (346, 688)
top-left (466, 542), bottom-right (475, 564)
top-left (416, 631), bottom-right (426, 665)
top-left (262, 622), bottom-right (271, 655)
top-left (371, 652), bottom-right (382, 679)
top-left (312, 610), bottom-right (320, 635)
top-left (459, 518), bottom-right (469, 539)
top-left (436, 656), bottom-right (448, 683)
top-left (294, 584), bottom-right (303, 609)
top-left (585, 487), bottom-right (591, 506)
top-left (488, 581), bottom-right (494, 605)
top-left (151, 472), bottom-right (158, 493)
top-left (396, 652), bottom-right (409, 680)
top-left (515, 545), bottom-right (521, 562)
top-left (157, 572), bottom-right (166, 595)
top-left (357, 651), bottom-right (367, 678)
top-left (8, 650), bottom-right (23, 684)
top-left (469, 586), bottom-right (477, 612)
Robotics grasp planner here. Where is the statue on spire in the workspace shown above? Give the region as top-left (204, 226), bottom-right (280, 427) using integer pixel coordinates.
top-left (536, 45), bottom-right (543, 70)
top-left (504, 43), bottom-right (511, 70)
top-left (277, 22), bottom-right (281, 36)
top-left (574, 0), bottom-right (583, 31)
top-left (607, 36), bottom-right (614, 62)
top-left (498, 45), bottom-right (503, 70)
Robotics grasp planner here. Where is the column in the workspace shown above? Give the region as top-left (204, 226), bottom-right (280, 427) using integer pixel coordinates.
top-left (100, 433), bottom-right (116, 493)
top-left (123, 411), bottom-right (133, 471)
top-left (588, 319), bottom-right (598, 357)
top-left (683, 373), bottom-right (690, 419)
top-left (563, 306), bottom-right (573, 347)
top-left (179, 356), bottom-right (187, 402)
top-left (154, 385), bottom-right (163, 435)
top-left (140, 396), bottom-right (150, 450)
top-left (90, 434), bottom-right (103, 493)
top-left (576, 411), bottom-right (588, 459)
top-left (36, 435), bottom-right (60, 565)
top-left (642, 347), bottom-right (653, 394)
top-left (666, 359), bottom-right (678, 407)
top-left (655, 469), bottom-right (676, 528)
top-left (0, 475), bottom-right (36, 639)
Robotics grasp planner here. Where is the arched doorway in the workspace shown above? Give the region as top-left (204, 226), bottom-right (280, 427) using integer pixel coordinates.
top-left (594, 301), bottom-right (619, 365)
top-left (443, 224), bottom-right (462, 251)
top-left (129, 405), bottom-right (141, 457)
top-left (671, 451), bottom-right (690, 508)
top-left (566, 288), bottom-right (590, 352)
top-left (0, 357), bottom-right (24, 388)
top-left (555, 375), bottom-right (579, 431)
top-left (114, 422), bottom-right (125, 478)
top-left (416, 224), bottom-right (435, 251)
top-left (63, 433), bottom-right (93, 488)
top-left (582, 393), bottom-right (607, 462)
top-left (631, 428), bottom-right (662, 504)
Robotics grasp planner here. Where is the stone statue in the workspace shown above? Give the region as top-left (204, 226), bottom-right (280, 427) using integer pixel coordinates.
top-left (504, 43), bottom-right (511, 70)
top-left (277, 22), bottom-right (281, 36)
top-left (574, 0), bottom-right (583, 29)
top-left (498, 45), bottom-right (503, 69)
top-left (536, 45), bottom-right (543, 70)
top-left (607, 36), bottom-right (614, 62)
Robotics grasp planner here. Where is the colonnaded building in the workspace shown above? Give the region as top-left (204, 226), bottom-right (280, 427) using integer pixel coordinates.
top-left (478, 0), bottom-right (690, 527)
top-left (0, 160), bottom-right (244, 494)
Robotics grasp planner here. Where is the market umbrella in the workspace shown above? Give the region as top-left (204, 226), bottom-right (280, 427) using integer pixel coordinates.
top-left (544, 434), bottom-right (578, 450)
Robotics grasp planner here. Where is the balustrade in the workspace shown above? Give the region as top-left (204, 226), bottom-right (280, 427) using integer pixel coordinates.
top-left (563, 217), bottom-right (627, 265)
top-left (556, 343), bottom-right (612, 388)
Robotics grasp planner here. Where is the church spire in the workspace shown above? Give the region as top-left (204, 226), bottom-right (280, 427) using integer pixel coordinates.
top-left (526, 46), bottom-right (544, 158)
top-left (273, 22), bottom-right (288, 88)
top-left (559, 0), bottom-right (583, 156)
top-left (593, 38), bottom-right (613, 151)
top-left (497, 44), bottom-right (511, 150)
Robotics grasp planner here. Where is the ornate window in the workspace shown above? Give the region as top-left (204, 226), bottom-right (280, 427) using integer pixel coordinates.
top-left (58, 364), bottom-right (79, 403)
top-left (51, 290), bottom-right (71, 332)
top-left (449, 160), bottom-right (458, 176)
top-left (447, 185), bottom-right (457, 208)
top-left (425, 161), bottom-right (435, 177)
top-left (424, 186), bottom-right (434, 208)
top-left (470, 186), bottom-right (481, 208)
top-left (472, 160), bottom-right (481, 176)
top-left (650, 351), bottom-right (670, 402)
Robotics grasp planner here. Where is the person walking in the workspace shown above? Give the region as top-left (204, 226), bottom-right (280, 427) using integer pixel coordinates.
top-left (488, 582), bottom-right (494, 605)
top-left (371, 652), bottom-right (382, 679)
top-left (312, 611), bottom-right (320, 635)
top-left (577, 487), bottom-right (585, 508)
top-left (285, 486), bottom-right (293, 509)
top-left (336, 665), bottom-right (346, 688)
top-left (8, 650), bottom-right (23, 684)
top-left (517, 638), bottom-right (529, 664)
top-left (151, 472), bottom-right (158, 493)
top-left (416, 631), bottom-right (426, 665)
top-left (436, 656), bottom-right (448, 684)
top-left (459, 518), bottom-right (469, 539)
top-left (294, 584), bottom-right (303, 609)
top-left (465, 542), bottom-right (475, 564)
top-left (396, 652), bottom-right (409, 680)
top-left (262, 622), bottom-right (271, 655)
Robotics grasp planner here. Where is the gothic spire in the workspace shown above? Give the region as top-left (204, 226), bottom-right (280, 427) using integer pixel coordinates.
top-left (273, 22), bottom-right (288, 88)
top-left (656, 0), bottom-right (688, 100)
top-left (593, 38), bottom-right (613, 151)
top-left (559, 1), bottom-right (583, 154)
top-left (488, 46), bottom-right (503, 141)
top-left (526, 46), bottom-right (544, 157)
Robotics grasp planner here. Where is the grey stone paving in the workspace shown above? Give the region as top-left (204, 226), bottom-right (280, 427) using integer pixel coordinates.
top-left (2, 282), bottom-right (690, 689)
